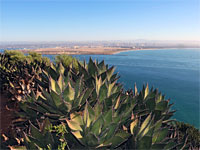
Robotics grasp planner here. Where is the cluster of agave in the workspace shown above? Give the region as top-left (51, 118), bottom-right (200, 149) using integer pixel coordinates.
top-left (5, 58), bottom-right (191, 150)
top-left (0, 53), bottom-right (49, 102)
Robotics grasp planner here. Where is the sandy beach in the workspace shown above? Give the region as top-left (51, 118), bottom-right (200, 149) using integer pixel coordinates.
top-left (18, 46), bottom-right (161, 55)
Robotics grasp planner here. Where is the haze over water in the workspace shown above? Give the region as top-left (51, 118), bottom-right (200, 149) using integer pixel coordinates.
top-left (45, 48), bottom-right (200, 128)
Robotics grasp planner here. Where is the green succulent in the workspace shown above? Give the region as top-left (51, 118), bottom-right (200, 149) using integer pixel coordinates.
top-left (65, 102), bottom-right (132, 149)
top-left (17, 58), bottom-right (120, 122)
top-left (8, 57), bottom-right (191, 150)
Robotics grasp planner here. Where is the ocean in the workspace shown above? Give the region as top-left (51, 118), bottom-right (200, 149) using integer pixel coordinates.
top-left (72, 48), bottom-right (200, 128)
top-left (2, 48), bottom-right (200, 128)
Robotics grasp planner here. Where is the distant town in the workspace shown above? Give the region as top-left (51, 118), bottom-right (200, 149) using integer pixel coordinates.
top-left (0, 40), bottom-right (199, 55)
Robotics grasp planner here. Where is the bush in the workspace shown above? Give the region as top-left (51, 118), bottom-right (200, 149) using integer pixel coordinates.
top-left (27, 52), bottom-right (50, 66)
top-left (55, 54), bottom-right (79, 71)
top-left (4, 50), bottom-right (26, 63)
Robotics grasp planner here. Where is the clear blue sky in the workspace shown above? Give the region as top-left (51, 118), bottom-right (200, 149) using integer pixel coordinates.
top-left (0, 0), bottom-right (199, 41)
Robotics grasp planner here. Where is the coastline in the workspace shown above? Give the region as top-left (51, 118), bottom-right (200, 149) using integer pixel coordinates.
top-left (17, 47), bottom-right (165, 55)
top-left (112, 48), bottom-right (161, 54)
top-left (113, 47), bottom-right (200, 55)
top-left (2, 47), bottom-right (199, 55)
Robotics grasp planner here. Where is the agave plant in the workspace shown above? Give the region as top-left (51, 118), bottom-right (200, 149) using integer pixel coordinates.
top-left (0, 52), bottom-right (50, 101)
top-left (10, 57), bottom-right (191, 150)
top-left (65, 101), bottom-right (133, 149)
top-left (17, 58), bottom-right (121, 123)
top-left (5, 118), bottom-right (70, 150)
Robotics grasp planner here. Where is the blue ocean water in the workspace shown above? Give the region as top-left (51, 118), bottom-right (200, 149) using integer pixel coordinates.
top-left (2, 48), bottom-right (200, 128)
top-left (71, 49), bottom-right (199, 128)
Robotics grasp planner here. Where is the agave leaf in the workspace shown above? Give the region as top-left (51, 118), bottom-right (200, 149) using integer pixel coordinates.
top-left (145, 97), bottom-right (156, 111)
top-left (144, 83), bottom-right (149, 99)
top-left (23, 132), bottom-right (36, 149)
top-left (57, 103), bottom-right (68, 114)
top-left (140, 120), bottom-right (153, 137)
top-left (110, 73), bottom-right (119, 83)
top-left (49, 66), bottom-right (58, 80)
top-left (138, 136), bottom-right (152, 149)
top-left (86, 132), bottom-right (99, 147)
top-left (43, 131), bottom-right (55, 148)
top-left (156, 93), bottom-right (163, 103)
top-left (106, 66), bottom-right (115, 81)
top-left (97, 60), bottom-right (106, 74)
top-left (42, 90), bottom-right (55, 106)
top-left (36, 101), bottom-right (59, 114)
top-left (66, 119), bottom-right (82, 131)
top-left (114, 95), bottom-right (121, 110)
top-left (138, 114), bottom-right (152, 135)
top-left (91, 116), bottom-right (103, 136)
top-left (95, 76), bottom-right (102, 96)
top-left (72, 131), bottom-right (82, 139)
top-left (30, 122), bottom-right (44, 142)
top-left (64, 74), bottom-right (70, 86)
top-left (134, 83), bottom-right (138, 96)
top-left (104, 123), bottom-right (118, 140)
top-left (40, 118), bottom-right (51, 133)
top-left (99, 83), bottom-right (107, 102)
top-left (74, 90), bottom-right (85, 107)
top-left (154, 110), bottom-right (162, 121)
top-left (94, 102), bottom-right (102, 118)
top-left (104, 109), bottom-right (112, 125)
top-left (104, 96), bottom-right (113, 111)
top-left (50, 90), bottom-right (62, 108)
top-left (130, 118), bottom-right (138, 135)
top-left (58, 62), bottom-right (65, 75)
top-left (115, 130), bottom-right (131, 139)
top-left (70, 113), bottom-right (84, 125)
top-left (49, 77), bottom-right (56, 92)
top-left (87, 103), bottom-right (95, 119)
top-left (164, 141), bottom-right (177, 150)
top-left (25, 102), bottom-right (47, 114)
top-left (155, 101), bottom-right (168, 111)
top-left (25, 135), bottom-right (44, 149)
top-left (100, 71), bottom-right (107, 83)
top-left (78, 62), bottom-right (89, 78)
top-left (152, 128), bottom-right (168, 143)
top-left (153, 118), bottom-right (163, 131)
top-left (80, 88), bottom-right (93, 106)
top-left (57, 74), bottom-right (63, 92)
top-left (74, 76), bottom-right (83, 99)
top-left (83, 103), bottom-right (92, 127)
top-left (88, 57), bottom-right (98, 77)
top-left (102, 135), bottom-right (126, 148)
top-left (107, 81), bottom-right (115, 97)
top-left (163, 111), bottom-right (175, 120)
top-left (63, 83), bottom-right (75, 102)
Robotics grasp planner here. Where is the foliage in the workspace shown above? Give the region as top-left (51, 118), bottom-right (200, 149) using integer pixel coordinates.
top-left (55, 54), bottom-right (79, 71)
top-left (168, 121), bottom-right (200, 149)
top-left (1, 51), bottom-right (199, 149)
top-left (13, 58), bottom-right (181, 149)
top-left (4, 50), bottom-right (26, 63)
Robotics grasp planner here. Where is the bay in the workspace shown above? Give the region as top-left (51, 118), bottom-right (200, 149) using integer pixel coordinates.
top-left (2, 48), bottom-right (199, 128)
top-left (44, 48), bottom-right (200, 128)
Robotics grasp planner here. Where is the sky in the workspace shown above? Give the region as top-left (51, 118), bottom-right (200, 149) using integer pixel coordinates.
top-left (0, 0), bottom-right (200, 41)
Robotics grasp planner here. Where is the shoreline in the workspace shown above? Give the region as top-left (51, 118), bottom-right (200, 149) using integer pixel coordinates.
top-left (2, 47), bottom-right (200, 55)
top-left (113, 47), bottom-right (200, 55)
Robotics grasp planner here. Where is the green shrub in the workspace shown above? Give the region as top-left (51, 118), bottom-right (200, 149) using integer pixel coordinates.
top-left (27, 51), bottom-right (50, 66)
top-left (4, 50), bottom-right (26, 63)
top-left (55, 54), bottom-right (79, 71)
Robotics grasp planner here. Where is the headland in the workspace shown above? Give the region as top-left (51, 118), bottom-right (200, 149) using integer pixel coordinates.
top-left (17, 46), bottom-right (157, 55)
